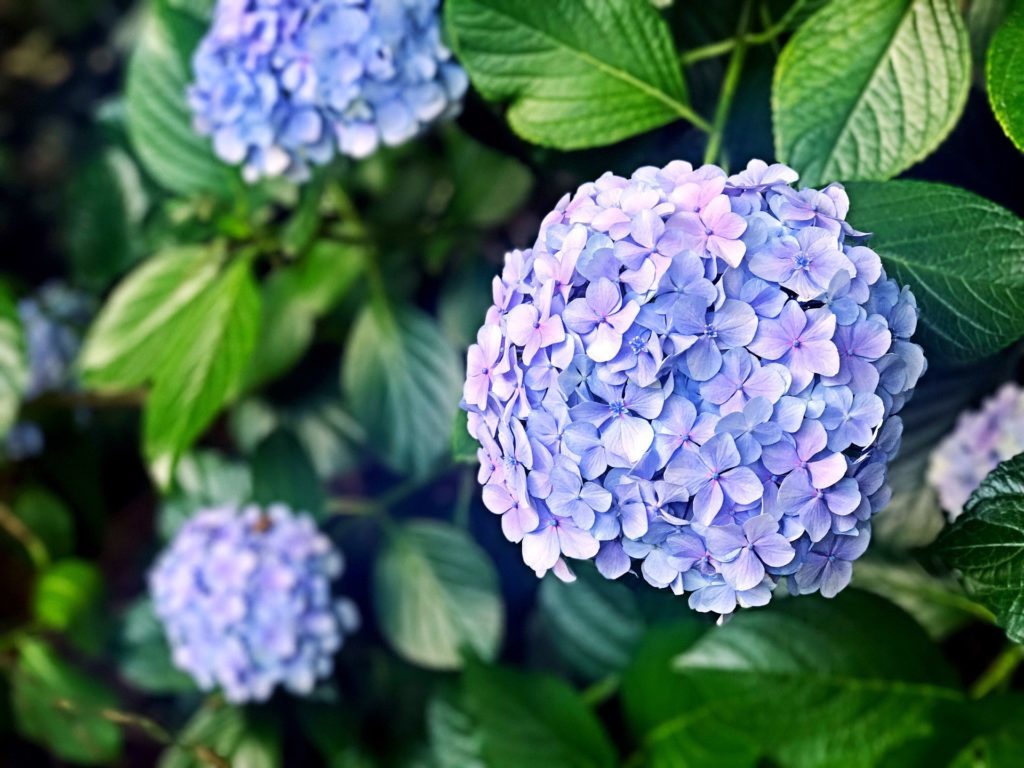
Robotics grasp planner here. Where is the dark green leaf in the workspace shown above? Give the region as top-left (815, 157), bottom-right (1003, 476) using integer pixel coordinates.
top-left (774, 0), bottom-right (970, 185)
top-left (375, 519), bottom-right (503, 670)
top-left (159, 703), bottom-right (280, 768)
top-left (427, 695), bottom-right (486, 768)
top-left (80, 244), bottom-right (224, 390)
top-left (160, 450), bottom-right (253, 539)
top-left (987, 0), bottom-right (1024, 152)
top-left (33, 559), bottom-right (105, 653)
top-left (8, 486), bottom-right (74, 561)
top-left (442, 129), bottom-right (532, 228)
top-left (452, 410), bottom-right (478, 465)
top-left (118, 598), bottom-right (196, 694)
top-left (125, 0), bottom-right (235, 196)
top-left (846, 180), bottom-right (1024, 361)
top-left (938, 453), bottom-right (1024, 643)
top-left (12, 638), bottom-right (122, 765)
top-left (967, 0), bottom-right (1012, 68)
top-left (251, 430), bottom-right (326, 518)
top-left (342, 304), bottom-right (462, 479)
top-left (446, 0), bottom-right (701, 149)
top-left (144, 257), bottom-right (262, 487)
top-left (0, 280), bottom-right (27, 440)
top-left (463, 659), bottom-right (616, 768)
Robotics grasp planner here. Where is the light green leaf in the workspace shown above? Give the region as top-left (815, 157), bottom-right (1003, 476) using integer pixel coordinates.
top-left (462, 659), bottom-right (617, 768)
top-left (774, 0), bottom-right (970, 185)
top-left (661, 592), bottom-right (960, 767)
top-left (938, 453), bottom-right (1024, 644)
top-left (79, 244), bottom-right (224, 389)
top-left (375, 519), bottom-right (503, 670)
top-left (0, 281), bottom-right (27, 440)
top-left (144, 258), bottom-right (261, 487)
top-left (846, 180), bottom-right (1024, 361)
top-left (535, 563), bottom-right (645, 682)
top-left (33, 559), bottom-right (103, 637)
top-left (987, 0), bottom-right (1024, 152)
top-left (342, 304), bottom-right (462, 479)
top-left (12, 638), bottom-right (123, 765)
top-left (118, 598), bottom-right (196, 694)
top-left (125, 0), bottom-right (235, 197)
top-left (159, 703), bottom-right (280, 768)
top-left (445, 0), bottom-right (702, 149)
top-left (251, 430), bottom-right (326, 518)
top-left (427, 696), bottom-right (486, 768)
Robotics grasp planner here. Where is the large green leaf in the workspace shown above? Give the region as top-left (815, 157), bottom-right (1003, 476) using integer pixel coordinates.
top-left (0, 281), bottom-right (27, 440)
top-left (987, 0), bottom-right (1024, 152)
top-left (632, 592), bottom-right (960, 767)
top-left (938, 453), bottom-right (1024, 644)
top-left (125, 0), bottom-right (235, 197)
top-left (33, 559), bottom-right (105, 654)
top-left (159, 703), bottom-right (280, 768)
top-left (445, 0), bottom-right (701, 149)
top-left (159, 450), bottom-right (253, 539)
top-left (79, 244), bottom-right (224, 389)
top-left (846, 180), bottom-right (1024, 361)
top-left (118, 598), bottom-right (196, 694)
top-left (427, 696), bottom-right (486, 768)
top-left (774, 0), bottom-right (969, 186)
top-left (144, 257), bottom-right (261, 487)
top-left (250, 430), bottom-right (325, 518)
top-left (463, 660), bottom-right (617, 768)
top-left (375, 519), bottom-right (503, 670)
top-left (342, 304), bottom-right (462, 479)
top-left (12, 638), bottom-right (123, 765)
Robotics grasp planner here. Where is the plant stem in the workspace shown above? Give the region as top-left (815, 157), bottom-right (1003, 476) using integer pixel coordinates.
top-left (0, 502), bottom-right (49, 570)
top-left (453, 467), bottom-right (474, 529)
top-left (581, 674), bottom-right (620, 707)
top-left (681, 0), bottom-right (807, 65)
top-left (703, 0), bottom-right (753, 166)
top-left (970, 644), bottom-right (1024, 699)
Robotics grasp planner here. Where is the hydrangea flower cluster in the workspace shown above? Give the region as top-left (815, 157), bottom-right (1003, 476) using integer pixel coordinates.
top-left (189, 0), bottom-right (468, 181)
top-left (928, 382), bottom-right (1024, 520)
top-left (461, 159), bottom-right (925, 614)
top-left (149, 503), bottom-right (358, 702)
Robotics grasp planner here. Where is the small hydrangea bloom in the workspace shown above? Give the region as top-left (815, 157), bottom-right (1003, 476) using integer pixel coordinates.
top-left (189, 0), bottom-right (468, 181)
top-left (928, 382), bottom-right (1024, 520)
top-left (461, 159), bottom-right (925, 614)
top-left (149, 504), bottom-right (358, 702)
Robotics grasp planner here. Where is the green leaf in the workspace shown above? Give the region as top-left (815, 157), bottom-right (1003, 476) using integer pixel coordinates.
top-left (7, 486), bottom-right (74, 561)
top-left (462, 659), bottom-right (617, 768)
top-left (987, 0), bottom-right (1024, 152)
top-left (0, 280), bottom-right (27, 440)
top-left (375, 519), bottom-right (503, 670)
top-left (144, 257), bottom-right (261, 487)
top-left (442, 128), bottom-right (533, 228)
top-left (160, 450), bottom-right (253, 539)
top-left (938, 453), bottom-right (1024, 644)
top-left (534, 563), bottom-right (645, 682)
top-left (118, 598), bottom-right (196, 694)
top-left (773, 0), bottom-right (970, 186)
top-left (251, 430), bottom-right (326, 518)
top-left (80, 244), bottom-right (224, 389)
top-left (967, 0), bottom-right (1013, 68)
top-left (125, 0), bottom-right (235, 197)
top-left (12, 638), bottom-right (123, 765)
top-left (342, 304), bottom-right (462, 479)
top-left (33, 559), bottom-right (104, 646)
top-left (452, 410), bottom-right (477, 464)
top-left (159, 703), bottom-right (280, 768)
top-left (845, 180), bottom-right (1024, 361)
top-left (244, 240), bottom-right (364, 389)
top-left (427, 695), bottom-right (486, 768)
top-left (660, 592), bottom-right (961, 767)
top-left (445, 0), bottom-right (702, 149)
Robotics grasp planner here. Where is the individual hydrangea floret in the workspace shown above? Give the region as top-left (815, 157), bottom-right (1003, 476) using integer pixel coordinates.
top-left (928, 382), bottom-right (1024, 520)
top-left (189, 0), bottom-right (468, 181)
top-left (149, 503), bottom-right (359, 702)
top-left (461, 159), bottom-right (926, 614)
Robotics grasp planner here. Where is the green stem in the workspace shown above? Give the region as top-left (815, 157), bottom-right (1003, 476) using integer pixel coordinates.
top-left (970, 644), bottom-right (1024, 699)
top-left (0, 502), bottom-right (50, 570)
top-left (681, 0), bottom-right (807, 65)
top-left (703, 0), bottom-right (753, 167)
top-left (580, 674), bottom-right (620, 707)
top-left (453, 467), bottom-right (475, 529)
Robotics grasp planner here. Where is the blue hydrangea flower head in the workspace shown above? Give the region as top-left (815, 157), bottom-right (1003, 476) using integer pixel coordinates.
top-left (461, 159), bottom-right (925, 614)
top-left (149, 503), bottom-right (359, 702)
top-left (928, 382), bottom-right (1024, 520)
top-left (189, 0), bottom-right (468, 181)
top-left (19, 282), bottom-right (93, 400)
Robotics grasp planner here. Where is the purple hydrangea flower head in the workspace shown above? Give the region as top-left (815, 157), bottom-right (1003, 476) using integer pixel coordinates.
top-left (928, 382), bottom-right (1024, 520)
top-left (149, 503), bottom-right (358, 702)
top-left (189, 0), bottom-right (467, 181)
top-left (461, 160), bottom-right (925, 615)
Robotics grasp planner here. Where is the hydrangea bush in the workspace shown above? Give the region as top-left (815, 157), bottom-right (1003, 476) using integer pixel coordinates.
top-left (189, 0), bottom-right (468, 181)
top-left (149, 503), bottom-right (359, 702)
top-left (462, 160), bottom-right (925, 614)
top-left (929, 383), bottom-right (1024, 520)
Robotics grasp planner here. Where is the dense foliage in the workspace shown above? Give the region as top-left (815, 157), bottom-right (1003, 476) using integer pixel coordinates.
top-left (1, 0), bottom-right (1023, 766)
